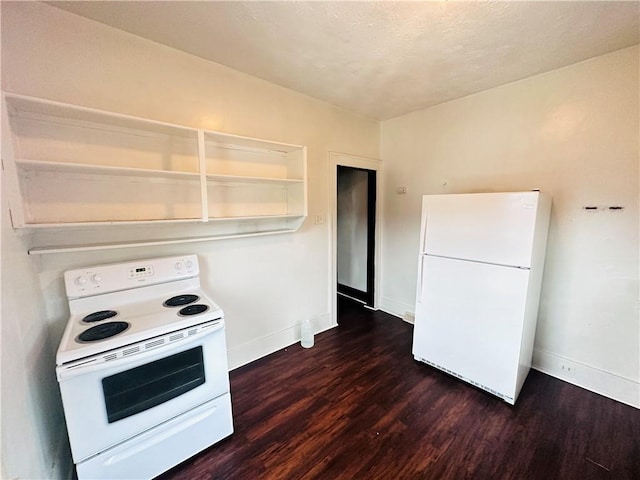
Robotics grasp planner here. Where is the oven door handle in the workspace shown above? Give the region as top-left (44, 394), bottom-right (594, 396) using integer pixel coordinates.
top-left (57, 322), bottom-right (224, 381)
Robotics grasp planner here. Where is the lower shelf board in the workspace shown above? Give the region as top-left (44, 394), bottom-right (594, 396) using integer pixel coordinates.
top-left (15, 214), bottom-right (305, 231)
top-left (27, 228), bottom-right (300, 255)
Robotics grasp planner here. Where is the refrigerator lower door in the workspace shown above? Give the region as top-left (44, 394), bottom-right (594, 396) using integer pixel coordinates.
top-left (413, 255), bottom-right (530, 403)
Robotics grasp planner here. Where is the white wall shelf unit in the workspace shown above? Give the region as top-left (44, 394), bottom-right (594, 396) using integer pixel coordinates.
top-left (2, 93), bottom-right (307, 253)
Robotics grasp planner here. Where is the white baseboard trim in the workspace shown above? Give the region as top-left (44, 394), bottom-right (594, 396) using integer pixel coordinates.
top-left (379, 296), bottom-right (414, 322)
top-left (228, 313), bottom-right (334, 371)
top-left (532, 348), bottom-right (639, 409)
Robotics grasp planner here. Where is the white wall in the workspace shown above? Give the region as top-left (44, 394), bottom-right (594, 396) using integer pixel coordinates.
top-left (380, 46), bottom-right (639, 407)
top-left (0, 3), bottom-right (379, 479)
top-left (1, 174), bottom-right (72, 480)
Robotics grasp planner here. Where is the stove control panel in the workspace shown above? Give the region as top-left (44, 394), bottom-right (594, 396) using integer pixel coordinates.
top-left (128, 265), bottom-right (154, 279)
top-left (64, 255), bottom-right (200, 298)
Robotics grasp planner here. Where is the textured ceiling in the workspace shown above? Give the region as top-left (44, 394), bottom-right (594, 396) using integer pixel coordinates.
top-left (48, 1), bottom-right (639, 120)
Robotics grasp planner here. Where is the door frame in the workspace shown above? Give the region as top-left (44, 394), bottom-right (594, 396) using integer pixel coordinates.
top-left (329, 152), bottom-right (382, 325)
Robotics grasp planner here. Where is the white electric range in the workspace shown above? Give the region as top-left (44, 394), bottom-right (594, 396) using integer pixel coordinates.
top-left (56, 254), bottom-right (233, 480)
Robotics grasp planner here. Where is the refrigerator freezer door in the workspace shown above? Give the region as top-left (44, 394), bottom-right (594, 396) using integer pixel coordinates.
top-left (413, 255), bottom-right (530, 401)
top-left (420, 192), bottom-right (539, 268)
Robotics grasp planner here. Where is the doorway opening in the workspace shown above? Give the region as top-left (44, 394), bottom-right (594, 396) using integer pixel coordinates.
top-left (337, 166), bottom-right (376, 307)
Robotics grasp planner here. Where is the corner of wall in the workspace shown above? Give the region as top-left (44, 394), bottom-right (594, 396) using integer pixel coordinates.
top-left (379, 296), bottom-right (413, 322)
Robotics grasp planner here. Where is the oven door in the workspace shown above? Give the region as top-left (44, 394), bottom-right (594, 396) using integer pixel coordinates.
top-left (57, 320), bottom-right (230, 462)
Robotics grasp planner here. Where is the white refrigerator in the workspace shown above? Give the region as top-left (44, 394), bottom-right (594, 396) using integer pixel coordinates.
top-left (412, 191), bottom-right (551, 405)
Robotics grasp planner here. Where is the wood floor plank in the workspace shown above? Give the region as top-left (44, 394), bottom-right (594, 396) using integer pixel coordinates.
top-left (158, 297), bottom-right (640, 480)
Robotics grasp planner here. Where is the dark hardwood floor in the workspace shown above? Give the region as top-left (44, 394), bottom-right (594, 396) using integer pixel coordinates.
top-left (159, 297), bottom-right (640, 480)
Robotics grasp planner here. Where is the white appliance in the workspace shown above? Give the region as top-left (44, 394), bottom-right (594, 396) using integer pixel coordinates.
top-left (412, 191), bottom-right (551, 405)
top-left (56, 255), bottom-right (233, 480)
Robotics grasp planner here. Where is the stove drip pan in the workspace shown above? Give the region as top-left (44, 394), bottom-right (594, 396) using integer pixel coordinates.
top-left (178, 304), bottom-right (209, 317)
top-left (78, 322), bottom-right (130, 343)
top-left (82, 310), bottom-right (118, 323)
top-left (163, 295), bottom-right (200, 307)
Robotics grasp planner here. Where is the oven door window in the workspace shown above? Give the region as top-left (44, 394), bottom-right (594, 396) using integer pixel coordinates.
top-left (102, 346), bottom-right (205, 423)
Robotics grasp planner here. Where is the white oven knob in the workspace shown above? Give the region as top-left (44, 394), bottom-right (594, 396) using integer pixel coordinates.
top-left (175, 261), bottom-right (184, 271)
top-left (185, 260), bottom-right (193, 269)
top-left (75, 275), bottom-right (87, 286)
top-left (91, 274), bottom-right (102, 284)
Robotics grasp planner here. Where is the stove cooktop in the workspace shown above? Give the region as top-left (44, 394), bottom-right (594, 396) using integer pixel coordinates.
top-left (57, 284), bottom-right (223, 365)
top-left (57, 255), bottom-right (224, 366)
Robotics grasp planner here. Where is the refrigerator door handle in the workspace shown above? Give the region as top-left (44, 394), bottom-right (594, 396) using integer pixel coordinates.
top-left (417, 256), bottom-right (425, 303)
top-left (420, 215), bottom-right (429, 253)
